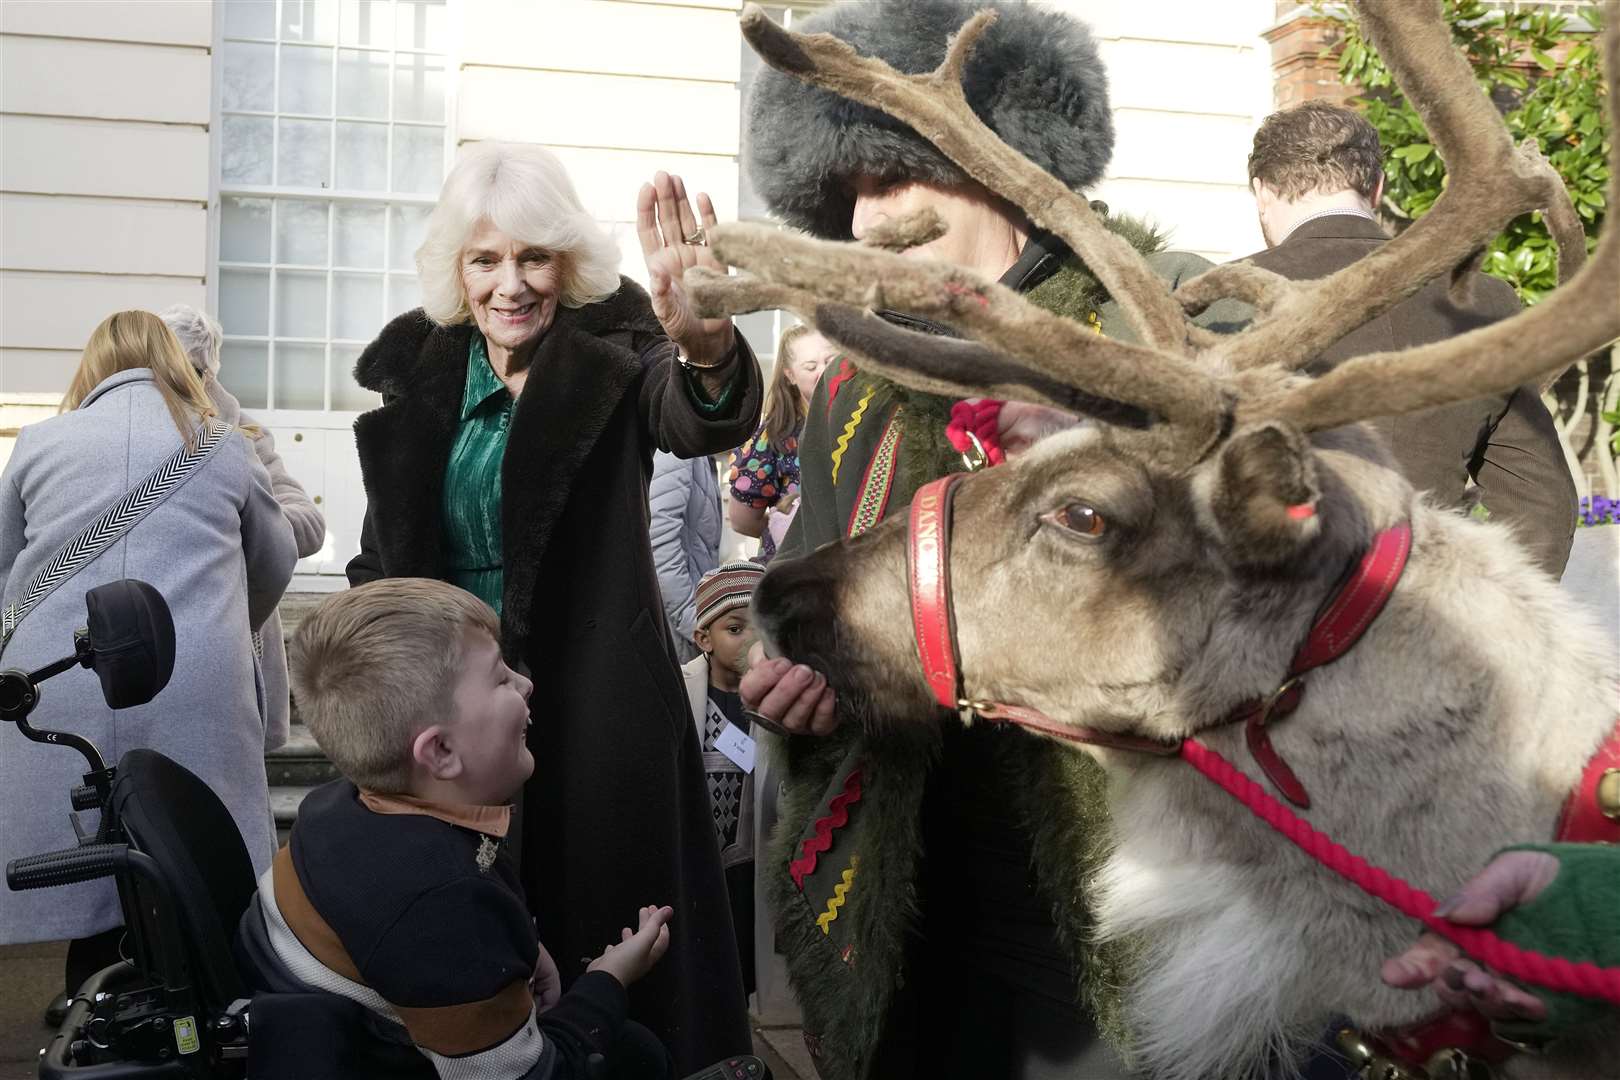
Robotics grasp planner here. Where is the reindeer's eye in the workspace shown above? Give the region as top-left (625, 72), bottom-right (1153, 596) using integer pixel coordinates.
top-left (1047, 502), bottom-right (1107, 540)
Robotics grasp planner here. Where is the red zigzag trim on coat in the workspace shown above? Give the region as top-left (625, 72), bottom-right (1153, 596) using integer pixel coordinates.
top-left (824, 358), bottom-right (856, 417)
top-left (789, 768), bottom-right (864, 890)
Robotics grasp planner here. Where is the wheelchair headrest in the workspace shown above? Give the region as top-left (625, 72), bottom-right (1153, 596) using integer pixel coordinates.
top-left (85, 579), bottom-right (174, 710)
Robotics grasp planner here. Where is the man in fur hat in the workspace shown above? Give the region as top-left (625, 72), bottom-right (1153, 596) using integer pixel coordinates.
top-left (737, 3), bottom-right (1245, 1077)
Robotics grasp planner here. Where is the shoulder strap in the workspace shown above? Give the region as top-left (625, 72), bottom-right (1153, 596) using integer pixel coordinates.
top-left (2, 418), bottom-right (236, 651)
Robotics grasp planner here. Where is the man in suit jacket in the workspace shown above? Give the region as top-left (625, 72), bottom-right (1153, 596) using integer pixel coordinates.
top-left (1237, 101), bottom-right (1576, 578)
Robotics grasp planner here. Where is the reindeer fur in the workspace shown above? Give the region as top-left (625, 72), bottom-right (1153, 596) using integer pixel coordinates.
top-left (715, 2), bottom-right (1620, 1075)
top-left (757, 422), bottom-right (1618, 1078)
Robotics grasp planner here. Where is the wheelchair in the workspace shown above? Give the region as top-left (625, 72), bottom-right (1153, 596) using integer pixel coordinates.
top-left (3, 580), bottom-right (770, 1080)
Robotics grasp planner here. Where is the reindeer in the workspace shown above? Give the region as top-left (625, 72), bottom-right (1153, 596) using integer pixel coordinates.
top-left (691, 2), bottom-right (1620, 1078)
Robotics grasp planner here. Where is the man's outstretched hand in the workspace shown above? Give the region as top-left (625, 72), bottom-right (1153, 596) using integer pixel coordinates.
top-left (740, 642), bottom-right (840, 736)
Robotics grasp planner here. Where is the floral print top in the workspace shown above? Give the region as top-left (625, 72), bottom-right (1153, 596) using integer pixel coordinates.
top-left (727, 420), bottom-right (802, 562)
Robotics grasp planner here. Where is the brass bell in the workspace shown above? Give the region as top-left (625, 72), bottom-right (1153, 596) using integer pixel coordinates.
top-left (1597, 768), bottom-right (1620, 823)
top-left (1423, 1047), bottom-right (1496, 1080)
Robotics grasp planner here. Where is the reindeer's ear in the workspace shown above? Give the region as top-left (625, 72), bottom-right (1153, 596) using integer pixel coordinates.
top-left (1206, 421), bottom-right (1321, 567)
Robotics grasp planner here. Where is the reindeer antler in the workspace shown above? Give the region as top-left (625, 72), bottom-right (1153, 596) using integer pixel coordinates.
top-left (697, 0), bottom-right (1615, 470)
top-left (689, 218), bottom-right (1230, 451)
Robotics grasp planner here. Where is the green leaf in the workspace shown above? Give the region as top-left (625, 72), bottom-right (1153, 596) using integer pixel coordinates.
top-left (1531, 48), bottom-right (1556, 70)
top-left (1393, 143), bottom-right (1435, 162)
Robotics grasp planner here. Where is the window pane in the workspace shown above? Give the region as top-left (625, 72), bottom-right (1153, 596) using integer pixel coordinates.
top-left (335, 203), bottom-right (385, 266)
top-left (279, 45), bottom-right (334, 115)
top-left (393, 55), bottom-right (444, 122)
top-left (222, 115), bottom-right (273, 184)
top-left (334, 121), bottom-right (388, 191)
top-left (336, 48), bottom-right (389, 119)
top-left (221, 197), bottom-right (272, 263)
top-left (276, 270), bottom-right (328, 338)
top-left (387, 274), bottom-right (420, 315)
top-left (275, 344), bottom-right (327, 409)
top-left (224, 0), bottom-right (276, 39)
top-left (341, 0), bottom-right (394, 48)
top-left (222, 42), bottom-right (274, 111)
top-left (389, 204), bottom-right (431, 270)
top-left (330, 345), bottom-right (382, 410)
top-left (334, 273), bottom-right (385, 340)
top-left (281, 0), bottom-right (338, 43)
top-left (276, 118), bottom-right (332, 187)
top-left (220, 269), bottom-right (270, 336)
top-left (276, 199), bottom-right (329, 265)
top-left (391, 125), bottom-right (443, 195)
top-left (394, 1), bottom-right (446, 51)
top-left (221, 342), bottom-right (270, 410)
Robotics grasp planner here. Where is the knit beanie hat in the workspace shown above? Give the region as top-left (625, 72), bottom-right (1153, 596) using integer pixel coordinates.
top-left (743, 0), bottom-right (1115, 241)
top-left (695, 560), bottom-right (766, 630)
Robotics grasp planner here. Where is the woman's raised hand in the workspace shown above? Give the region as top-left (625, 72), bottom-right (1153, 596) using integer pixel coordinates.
top-left (637, 172), bottom-right (735, 365)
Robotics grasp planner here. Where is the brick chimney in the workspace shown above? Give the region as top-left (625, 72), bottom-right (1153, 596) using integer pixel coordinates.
top-left (1266, 3), bottom-right (1357, 109)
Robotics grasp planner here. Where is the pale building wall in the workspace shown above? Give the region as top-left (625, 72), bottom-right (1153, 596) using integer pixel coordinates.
top-left (455, 0), bottom-right (743, 289)
top-left (0, 1), bottom-right (214, 393)
top-left (1077, 0), bottom-right (1276, 263)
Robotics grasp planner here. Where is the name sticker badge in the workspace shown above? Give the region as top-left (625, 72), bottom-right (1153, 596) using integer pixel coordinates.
top-left (715, 723), bottom-right (756, 774)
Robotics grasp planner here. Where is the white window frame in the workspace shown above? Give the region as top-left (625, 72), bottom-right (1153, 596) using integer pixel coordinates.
top-left (207, 0), bottom-right (461, 432)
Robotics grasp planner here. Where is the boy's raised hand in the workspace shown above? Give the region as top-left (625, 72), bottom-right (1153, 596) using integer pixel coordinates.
top-left (587, 905), bottom-right (674, 988)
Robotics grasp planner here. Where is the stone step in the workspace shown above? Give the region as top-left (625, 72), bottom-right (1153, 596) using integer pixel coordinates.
top-left (271, 784), bottom-right (314, 830)
top-left (275, 591), bottom-right (326, 640)
top-left (266, 725), bottom-right (337, 788)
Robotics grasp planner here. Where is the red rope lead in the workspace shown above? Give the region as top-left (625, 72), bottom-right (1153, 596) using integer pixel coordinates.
top-left (1179, 738), bottom-right (1620, 1006)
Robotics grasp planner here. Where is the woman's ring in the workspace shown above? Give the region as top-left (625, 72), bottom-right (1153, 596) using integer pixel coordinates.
top-left (683, 228), bottom-right (708, 247)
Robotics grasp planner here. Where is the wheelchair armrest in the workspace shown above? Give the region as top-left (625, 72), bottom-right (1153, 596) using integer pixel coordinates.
top-left (6, 842), bottom-right (128, 891)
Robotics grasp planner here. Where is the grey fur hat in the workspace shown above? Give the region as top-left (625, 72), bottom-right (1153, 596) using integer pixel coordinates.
top-left (743, 0), bottom-right (1115, 240)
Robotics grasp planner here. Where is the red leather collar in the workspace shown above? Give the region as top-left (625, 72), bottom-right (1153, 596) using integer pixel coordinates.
top-left (907, 474), bottom-right (963, 713)
top-left (905, 472), bottom-right (1413, 780)
top-left (1555, 717), bottom-right (1620, 843)
top-left (1220, 521), bottom-right (1413, 808)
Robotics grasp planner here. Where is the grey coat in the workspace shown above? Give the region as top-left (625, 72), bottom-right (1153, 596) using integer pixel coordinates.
top-left (205, 378), bottom-right (325, 751)
top-left (0, 370), bottom-right (297, 944)
top-left (649, 450), bottom-right (721, 663)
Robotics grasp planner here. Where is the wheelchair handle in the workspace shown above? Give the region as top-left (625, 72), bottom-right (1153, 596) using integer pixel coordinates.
top-left (70, 784), bottom-right (103, 812)
top-left (7, 842), bottom-right (128, 891)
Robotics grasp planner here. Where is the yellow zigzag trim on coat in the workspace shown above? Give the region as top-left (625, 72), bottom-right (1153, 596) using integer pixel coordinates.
top-left (816, 856), bottom-right (859, 935)
top-left (829, 387), bottom-right (876, 484)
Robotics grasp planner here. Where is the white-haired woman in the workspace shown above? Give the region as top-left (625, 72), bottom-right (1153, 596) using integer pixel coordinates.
top-left (345, 142), bottom-right (760, 1073)
top-left (160, 304), bottom-right (324, 755)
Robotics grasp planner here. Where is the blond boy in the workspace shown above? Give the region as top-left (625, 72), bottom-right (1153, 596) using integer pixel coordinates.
top-left (236, 578), bottom-right (672, 1080)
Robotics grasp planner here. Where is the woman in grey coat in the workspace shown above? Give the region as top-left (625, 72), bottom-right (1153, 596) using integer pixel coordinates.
top-left (161, 305), bottom-right (326, 750)
top-left (0, 311), bottom-right (297, 973)
top-left (648, 449), bottom-right (721, 663)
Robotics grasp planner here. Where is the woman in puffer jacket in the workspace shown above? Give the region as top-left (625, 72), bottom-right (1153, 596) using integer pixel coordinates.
top-left (160, 305), bottom-right (325, 751)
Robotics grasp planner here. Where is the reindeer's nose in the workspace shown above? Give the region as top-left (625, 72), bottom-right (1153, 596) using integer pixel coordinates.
top-left (753, 552), bottom-right (842, 661)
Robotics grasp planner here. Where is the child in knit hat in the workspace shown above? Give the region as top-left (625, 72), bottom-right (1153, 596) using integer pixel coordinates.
top-left (681, 560), bottom-right (766, 995)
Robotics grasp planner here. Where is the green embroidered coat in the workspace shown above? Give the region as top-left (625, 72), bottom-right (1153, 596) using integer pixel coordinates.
top-left (769, 224), bottom-right (1242, 1080)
